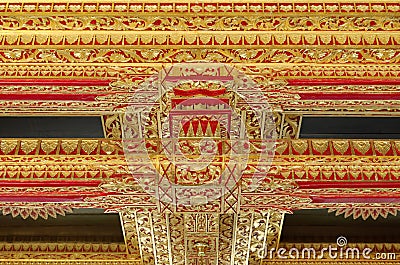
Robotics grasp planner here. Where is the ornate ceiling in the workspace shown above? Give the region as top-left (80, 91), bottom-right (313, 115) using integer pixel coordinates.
top-left (0, 0), bottom-right (400, 264)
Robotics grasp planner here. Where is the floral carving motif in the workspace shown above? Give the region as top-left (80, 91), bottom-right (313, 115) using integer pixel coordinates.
top-left (0, 205), bottom-right (73, 220)
top-left (328, 208), bottom-right (398, 220)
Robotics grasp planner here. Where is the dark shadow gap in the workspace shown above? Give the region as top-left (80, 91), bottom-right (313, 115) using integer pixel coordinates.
top-left (281, 209), bottom-right (400, 243)
top-left (300, 117), bottom-right (400, 139)
top-left (0, 116), bottom-right (104, 138)
top-left (0, 208), bottom-right (124, 243)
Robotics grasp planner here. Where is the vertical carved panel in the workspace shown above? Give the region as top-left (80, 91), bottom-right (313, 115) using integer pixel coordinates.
top-left (280, 114), bottom-right (302, 139)
top-left (135, 210), bottom-right (157, 265)
top-left (152, 212), bottom-right (171, 265)
top-left (273, 112), bottom-right (302, 139)
top-left (232, 212), bottom-right (254, 265)
top-left (218, 214), bottom-right (235, 265)
top-left (120, 209), bottom-right (172, 265)
top-left (251, 210), bottom-right (285, 264)
top-left (103, 114), bottom-right (123, 139)
top-left (231, 210), bottom-right (285, 265)
top-left (273, 112), bottom-right (283, 138)
top-left (168, 214), bottom-right (185, 265)
top-left (266, 211), bottom-right (285, 253)
top-left (119, 209), bottom-right (142, 261)
top-left (185, 213), bottom-right (219, 265)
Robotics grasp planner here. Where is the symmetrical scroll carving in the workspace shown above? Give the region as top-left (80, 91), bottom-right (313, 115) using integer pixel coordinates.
top-left (0, 16), bottom-right (400, 32)
top-left (0, 0), bottom-right (399, 264)
top-left (2, 64), bottom-right (400, 80)
top-left (1, 48), bottom-right (400, 64)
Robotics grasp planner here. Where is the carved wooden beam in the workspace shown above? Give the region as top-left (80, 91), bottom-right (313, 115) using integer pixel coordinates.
top-left (119, 209), bottom-right (285, 265)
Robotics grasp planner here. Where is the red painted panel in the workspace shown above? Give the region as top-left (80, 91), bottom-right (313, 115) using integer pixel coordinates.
top-left (287, 79), bottom-right (400, 86)
top-left (0, 79), bottom-right (110, 86)
top-left (299, 92), bottom-right (400, 100)
top-left (0, 180), bottom-right (102, 187)
top-left (312, 196), bottom-right (400, 203)
top-left (297, 181), bottom-right (400, 189)
top-left (0, 94), bottom-right (101, 101)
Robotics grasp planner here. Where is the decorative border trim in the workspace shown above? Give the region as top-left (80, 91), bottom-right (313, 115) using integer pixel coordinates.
top-left (0, 2), bottom-right (398, 15)
top-left (0, 31), bottom-right (398, 48)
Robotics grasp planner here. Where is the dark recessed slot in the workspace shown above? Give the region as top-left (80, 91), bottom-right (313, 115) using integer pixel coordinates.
top-left (300, 117), bottom-right (400, 139)
top-left (0, 209), bottom-right (124, 243)
top-left (280, 209), bottom-right (400, 243)
top-left (0, 116), bottom-right (104, 138)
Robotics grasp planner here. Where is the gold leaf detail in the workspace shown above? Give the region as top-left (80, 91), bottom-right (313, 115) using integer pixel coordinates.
top-left (102, 142), bottom-right (115, 154)
top-left (41, 139), bottom-right (58, 154)
top-left (20, 140), bottom-right (38, 154)
top-left (51, 34), bottom-right (63, 44)
top-left (291, 140), bottom-right (308, 155)
top-left (374, 141), bottom-right (391, 155)
top-left (125, 34), bottom-right (138, 44)
top-left (0, 140), bottom-right (17, 154)
top-left (332, 141), bottom-right (349, 154)
top-left (304, 34), bottom-right (316, 44)
top-left (185, 34), bottom-right (197, 44)
top-left (335, 34), bottom-right (347, 45)
top-left (349, 34), bottom-right (361, 44)
top-left (275, 141), bottom-right (288, 155)
top-left (260, 33), bottom-right (271, 44)
top-left (20, 34), bottom-right (33, 44)
top-left (96, 34), bottom-right (108, 44)
top-left (230, 34), bottom-right (241, 44)
top-left (5, 34), bottom-right (18, 44)
top-left (65, 34), bottom-right (78, 44)
top-left (311, 140), bottom-right (328, 154)
top-left (140, 34), bottom-right (152, 44)
top-left (104, 114), bottom-right (122, 139)
top-left (80, 34), bottom-right (94, 44)
top-left (81, 140), bottom-right (98, 154)
top-left (35, 34), bottom-right (48, 44)
top-left (155, 34), bottom-right (166, 45)
top-left (289, 34), bottom-right (302, 45)
top-left (378, 34), bottom-right (390, 45)
top-left (353, 140), bottom-right (370, 155)
top-left (274, 33), bottom-right (286, 44)
top-left (244, 34), bottom-right (256, 44)
top-left (170, 34), bottom-right (182, 44)
top-left (319, 34), bottom-right (331, 44)
top-left (364, 35), bottom-right (376, 45)
top-left (111, 34), bottom-right (122, 44)
top-left (61, 140), bottom-right (78, 154)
